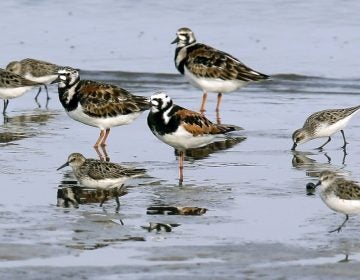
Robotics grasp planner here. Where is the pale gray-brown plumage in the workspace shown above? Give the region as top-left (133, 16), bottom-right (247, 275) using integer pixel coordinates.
top-left (291, 105), bottom-right (360, 150)
top-left (57, 153), bottom-right (146, 189)
top-left (314, 170), bottom-right (360, 233)
top-left (6, 58), bottom-right (61, 103)
top-left (0, 68), bottom-right (42, 114)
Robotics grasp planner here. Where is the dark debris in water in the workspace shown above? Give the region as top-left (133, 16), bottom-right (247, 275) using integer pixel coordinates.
top-left (141, 222), bottom-right (181, 232)
top-left (147, 206), bottom-right (207, 216)
top-left (306, 182), bottom-right (317, 196)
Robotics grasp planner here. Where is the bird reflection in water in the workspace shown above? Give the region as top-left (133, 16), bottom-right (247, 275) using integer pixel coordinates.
top-left (2, 110), bottom-right (54, 125)
top-left (57, 185), bottom-right (127, 213)
top-left (174, 136), bottom-right (246, 160)
top-left (1, 111), bottom-right (55, 144)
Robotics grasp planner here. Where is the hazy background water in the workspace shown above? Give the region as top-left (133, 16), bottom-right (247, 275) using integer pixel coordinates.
top-left (1, 1), bottom-right (360, 279)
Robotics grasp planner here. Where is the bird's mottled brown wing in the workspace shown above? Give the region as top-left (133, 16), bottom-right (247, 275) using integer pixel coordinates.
top-left (174, 108), bottom-right (233, 136)
top-left (305, 106), bottom-right (360, 127)
top-left (78, 80), bottom-right (149, 117)
top-left (84, 160), bottom-right (145, 180)
top-left (84, 160), bottom-right (128, 180)
top-left (185, 43), bottom-right (269, 81)
top-left (335, 179), bottom-right (360, 200)
top-left (0, 69), bottom-right (41, 87)
top-left (21, 58), bottom-right (60, 76)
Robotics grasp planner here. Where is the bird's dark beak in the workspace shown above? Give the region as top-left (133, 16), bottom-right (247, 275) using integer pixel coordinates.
top-left (314, 181), bottom-right (321, 188)
top-left (291, 143), bottom-right (297, 151)
top-left (171, 37), bottom-right (179, 44)
top-left (52, 75), bottom-right (63, 84)
top-left (57, 161), bottom-right (69, 171)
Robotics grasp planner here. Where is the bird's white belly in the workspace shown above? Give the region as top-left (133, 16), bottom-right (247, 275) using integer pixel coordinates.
top-left (25, 73), bottom-right (58, 84)
top-left (155, 126), bottom-right (217, 150)
top-left (0, 86), bottom-right (33, 99)
top-left (67, 105), bottom-right (142, 129)
top-left (79, 177), bottom-right (129, 189)
top-left (315, 115), bottom-right (353, 137)
top-left (321, 193), bottom-right (360, 215)
top-left (184, 67), bottom-right (247, 93)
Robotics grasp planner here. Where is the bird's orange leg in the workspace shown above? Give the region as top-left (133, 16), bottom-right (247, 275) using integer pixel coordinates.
top-left (179, 151), bottom-right (184, 185)
top-left (216, 93), bottom-right (223, 124)
top-left (100, 128), bottom-right (111, 147)
top-left (94, 130), bottom-right (105, 148)
top-left (216, 93), bottom-right (223, 112)
top-left (200, 92), bottom-right (208, 114)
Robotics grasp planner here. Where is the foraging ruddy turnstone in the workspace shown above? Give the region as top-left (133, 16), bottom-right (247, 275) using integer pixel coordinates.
top-left (147, 92), bottom-right (238, 184)
top-left (172, 27), bottom-right (269, 113)
top-left (57, 153), bottom-right (146, 189)
top-left (6, 58), bottom-right (61, 104)
top-left (291, 105), bottom-right (360, 151)
top-left (0, 68), bottom-right (42, 115)
top-left (57, 67), bottom-right (150, 147)
top-left (312, 170), bottom-right (360, 233)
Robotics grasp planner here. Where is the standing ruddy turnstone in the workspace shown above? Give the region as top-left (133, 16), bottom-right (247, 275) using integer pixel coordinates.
top-left (57, 67), bottom-right (150, 147)
top-left (57, 153), bottom-right (146, 210)
top-left (291, 105), bottom-right (360, 151)
top-left (311, 170), bottom-right (360, 233)
top-left (147, 92), bottom-right (238, 184)
top-left (6, 58), bottom-right (61, 104)
top-left (0, 68), bottom-right (42, 115)
top-left (172, 27), bottom-right (269, 115)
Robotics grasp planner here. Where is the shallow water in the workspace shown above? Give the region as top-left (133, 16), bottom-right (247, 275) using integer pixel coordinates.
top-left (1, 1), bottom-right (360, 279)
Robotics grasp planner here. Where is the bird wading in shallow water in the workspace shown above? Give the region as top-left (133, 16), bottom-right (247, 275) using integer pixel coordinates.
top-left (172, 27), bottom-right (269, 121)
top-left (57, 153), bottom-right (146, 211)
top-left (291, 105), bottom-right (360, 151)
top-left (0, 68), bottom-right (42, 115)
top-left (57, 67), bottom-right (150, 148)
top-left (312, 170), bottom-right (360, 233)
top-left (6, 58), bottom-right (62, 106)
top-left (147, 92), bottom-right (239, 185)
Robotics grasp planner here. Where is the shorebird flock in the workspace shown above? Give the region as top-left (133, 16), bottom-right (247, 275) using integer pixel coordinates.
top-left (1, 27), bottom-right (360, 232)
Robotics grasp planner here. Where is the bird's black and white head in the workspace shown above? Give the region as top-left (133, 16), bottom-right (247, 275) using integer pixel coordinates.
top-left (171, 27), bottom-right (196, 47)
top-left (149, 92), bottom-right (173, 113)
top-left (57, 67), bottom-right (80, 88)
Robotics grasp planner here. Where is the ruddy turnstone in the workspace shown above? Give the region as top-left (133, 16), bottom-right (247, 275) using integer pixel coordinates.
top-left (172, 27), bottom-right (269, 113)
top-left (57, 67), bottom-right (150, 147)
top-left (6, 58), bottom-right (61, 104)
top-left (312, 170), bottom-right (360, 233)
top-left (147, 92), bottom-right (238, 184)
top-left (57, 153), bottom-right (146, 189)
top-left (0, 68), bottom-right (42, 114)
top-left (291, 105), bottom-right (360, 151)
